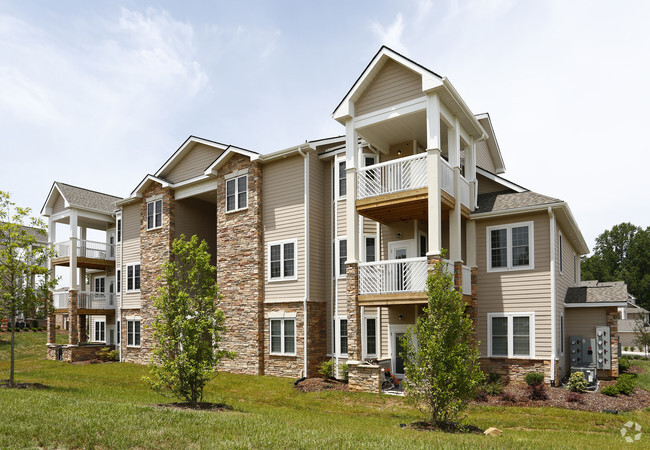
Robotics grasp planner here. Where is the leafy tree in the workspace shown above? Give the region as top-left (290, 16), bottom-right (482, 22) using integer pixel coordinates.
top-left (144, 235), bottom-right (234, 405)
top-left (0, 191), bottom-right (57, 386)
top-left (401, 257), bottom-right (484, 427)
top-left (582, 223), bottom-right (650, 309)
top-left (634, 315), bottom-right (650, 360)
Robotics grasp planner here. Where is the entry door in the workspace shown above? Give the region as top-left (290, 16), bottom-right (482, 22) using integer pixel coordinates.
top-left (389, 324), bottom-right (410, 377)
top-left (107, 277), bottom-right (115, 308)
top-left (107, 325), bottom-right (115, 345)
top-left (388, 240), bottom-right (415, 292)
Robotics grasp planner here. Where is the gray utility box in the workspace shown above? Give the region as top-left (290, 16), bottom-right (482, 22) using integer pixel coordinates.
top-left (570, 336), bottom-right (596, 367)
top-left (595, 326), bottom-right (612, 370)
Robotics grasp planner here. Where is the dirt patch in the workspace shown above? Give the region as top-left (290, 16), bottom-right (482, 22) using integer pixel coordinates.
top-left (0, 380), bottom-right (50, 390)
top-left (294, 378), bottom-right (348, 393)
top-left (406, 420), bottom-right (483, 434)
top-left (153, 402), bottom-right (233, 412)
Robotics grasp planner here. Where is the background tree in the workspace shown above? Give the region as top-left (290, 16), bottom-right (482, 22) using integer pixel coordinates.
top-left (633, 315), bottom-right (650, 360)
top-left (144, 235), bottom-right (234, 405)
top-left (0, 191), bottom-right (57, 386)
top-left (582, 223), bottom-right (650, 309)
top-left (401, 257), bottom-right (484, 427)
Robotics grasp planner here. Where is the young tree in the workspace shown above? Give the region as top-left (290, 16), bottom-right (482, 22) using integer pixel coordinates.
top-left (0, 191), bottom-right (57, 386)
top-left (633, 315), bottom-right (650, 360)
top-left (401, 257), bottom-right (484, 427)
top-left (144, 235), bottom-right (234, 405)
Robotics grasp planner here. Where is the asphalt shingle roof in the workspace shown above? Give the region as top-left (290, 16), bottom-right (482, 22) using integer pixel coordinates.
top-left (55, 182), bottom-right (121, 215)
top-left (565, 281), bottom-right (629, 304)
top-left (473, 190), bottom-right (562, 214)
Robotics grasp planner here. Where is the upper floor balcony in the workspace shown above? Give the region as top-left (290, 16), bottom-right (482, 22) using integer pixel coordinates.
top-left (356, 153), bottom-right (471, 223)
top-left (51, 239), bottom-right (115, 270)
top-left (53, 290), bottom-right (116, 313)
top-left (357, 257), bottom-right (471, 306)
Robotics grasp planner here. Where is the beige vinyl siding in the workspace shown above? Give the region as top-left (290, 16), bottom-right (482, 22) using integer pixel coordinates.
top-left (363, 217), bottom-right (377, 235)
top-left (476, 140), bottom-right (496, 173)
top-left (120, 203), bottom-right (141, 309)
top-left (336, 279), bottom-right (347, 317)
top-left (309, 153), bottom-right (329, 303)
top-left (263, 155), bottom-right (305, 302)
top-left (52, 192), bottom-right (66, 215)
top-left (174, 197), bottom-right (217, 263)
top-left (476, 212), bottom-right (552, 358)
top-left (555, 223), bottom-right (578, 369)
top-left (477, 173), bottom-right (511, 195)
top-left (163, 144), bottom-right (224, 184)
top-left (355, 60), bottom-right (423, 116)
top-left (381, 307), bottom-right (389, 357)
top-left (565, 308), bottom-right (606, 339)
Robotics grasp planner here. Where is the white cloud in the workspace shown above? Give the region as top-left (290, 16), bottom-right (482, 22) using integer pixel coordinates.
top-left (370, 13), bottom-right (406, 53)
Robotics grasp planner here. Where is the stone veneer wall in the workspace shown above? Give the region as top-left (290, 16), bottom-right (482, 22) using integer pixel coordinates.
top-left (480, 357), bottom-right (555, 384)
top-left (120, 308), bottom-right (150, 364)
top-left (306, 301), bottom-right (327, 377)
top-left (217, 155), bottom-right (264, 375)
top-left (600, 307), bottom-right (619, 380)
top-left (263, 303), bottom-right (303, 377)
top-left (345, 263), bottom-right (361, 361)
top-left (46, 344), bottom-right (115, 362)
top-left (348, 363), bottom-right (381, 393)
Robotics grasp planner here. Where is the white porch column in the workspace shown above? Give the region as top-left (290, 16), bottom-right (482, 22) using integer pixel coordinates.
top-left (468, 136), bottom-right (477, 210)
top-left (48, 217), bottom-right (56, 274)
top-left (80, 227), bottom-right (87, 292)
top-left (69, 210), bottom-right (78, 289)
top-left (426, 93), bottom-right (442, 257)
top-left (345, 121), bottom-right (359, 263)
top-left (466, 220), bottom-right (477, 268)
top-left (449, 118), bottom-right (462, 262)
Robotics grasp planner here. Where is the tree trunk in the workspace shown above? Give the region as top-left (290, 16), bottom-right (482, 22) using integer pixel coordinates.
top-left (9, 313), bottom-right (15, 386)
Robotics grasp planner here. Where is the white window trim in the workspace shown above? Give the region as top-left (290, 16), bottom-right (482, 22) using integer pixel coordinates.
top-left (146, 199), bottom-right (162, 231)
top-left (363, 153), bottom-right (377, 167)
top-left (126, 317), bottom-right (142, 348)
top-left (418, 231), bottom-right (428, 257)
top-left (487, 312), bottom-right (536, 358)
top-left (336, 237), bottom-right (347, 279)
top-left (362, 234), bottom-right (377, 263)
top-left (362, 314), bottom-right (378, 358)
top-left (116, 269), bottom-right (121, 293)
top-left (336, 158), bottom-right (346, 200)
top-left (116, 216), bottom-right (122, 243)
top-left (94, 276), bottom-right (106, 293)
top-left (334, 317), bottom-right (349, 357)
top-left (94, 320), bottom-right (106, 343)
top-left (486, 221), bottom-right (535, 272)
top-left (269, 318), bottom-right (297, 356)
top-left (225, 173), bottom-right (248, 213)
top-left (126, 263), bottom-right (141, 293)
top-left (267, 239), bottom-right (298, 282)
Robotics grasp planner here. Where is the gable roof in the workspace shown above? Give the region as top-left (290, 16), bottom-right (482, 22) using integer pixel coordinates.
top-left (155, 136), bottom-right (229, 178)
top-left (41, 182), bottom-right (121, 216)
top-left (565, 281), bottom-right (629, 306)
top-left (475, 113), bottom-right (506, 174)
top-left (474, 190), bottom-right (562, 214)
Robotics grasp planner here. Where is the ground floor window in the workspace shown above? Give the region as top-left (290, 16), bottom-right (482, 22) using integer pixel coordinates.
top-left (94, 320), bottom-right (105, 342)
top-left (365, 317), bottom-right (377, 356)
top-left (488, 312), bottom-right (535, 358)
top-left (340, 319), bottom-right (348, 355)
top-left (270, 318), bottom-right (295, 355)
top-left (127, 318), bottom-right (141, 347)
top-left (117, 320), bottom-right (121, 344)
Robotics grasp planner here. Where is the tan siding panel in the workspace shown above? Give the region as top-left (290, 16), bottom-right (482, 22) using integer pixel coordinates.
top-left (356, 61), bottom-right (423, 116)
top-left (309, 154), bottom-right (329, 303)
top-left (476, 140), bottom-right (496, 173)
top-left (566, 308), bottom-right (607, 338)
top-left (52, 192), bottom-right (66, 215)
top-left (174, 198), bottom-right (217, 263)
top-left (164, 144), bottom-right (224, 184)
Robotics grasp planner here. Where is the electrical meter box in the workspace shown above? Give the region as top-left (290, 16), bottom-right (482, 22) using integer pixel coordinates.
top-left (595, 326), bottom-right (612, 370)
top-left (570, 336), bottom-right (596, 367)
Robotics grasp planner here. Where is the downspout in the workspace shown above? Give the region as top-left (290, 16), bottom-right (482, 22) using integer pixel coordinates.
top-left (332, 159), bottom-right (338, 375)
top-left (548, 206), bottom-right (557, 386)
top-left (118, 208), bottom-right (123, 362)
top-left (298, 148), bottom-right (309, 377)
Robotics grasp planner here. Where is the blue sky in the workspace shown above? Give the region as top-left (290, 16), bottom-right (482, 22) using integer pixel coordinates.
top-left (1, 0), bottom-right (649, 252)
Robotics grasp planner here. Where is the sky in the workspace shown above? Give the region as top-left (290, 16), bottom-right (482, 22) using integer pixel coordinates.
top-left (1, 0), bottom-right (649, 253)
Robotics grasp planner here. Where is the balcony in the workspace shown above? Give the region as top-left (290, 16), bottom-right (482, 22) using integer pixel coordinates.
top-left (52, 239), bottom-right (115, 269)
top-left (53, 290), bottom-right (116, 313)
top-left (356, 154), bottom-right (470, 223)
top-left (358, 257), bottom-right (471, 305)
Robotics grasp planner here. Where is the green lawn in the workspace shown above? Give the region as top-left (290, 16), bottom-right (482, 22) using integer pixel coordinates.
top-left (1, 333), bottom-right (649, 448)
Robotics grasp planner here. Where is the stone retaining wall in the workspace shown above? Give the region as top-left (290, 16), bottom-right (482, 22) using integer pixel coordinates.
top-left (348, 363), bottom-right (381, 393)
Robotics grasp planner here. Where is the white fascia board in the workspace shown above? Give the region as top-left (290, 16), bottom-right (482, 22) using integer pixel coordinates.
top-left (476, 167), bottom-right (526, 193)
top-left (554, 204), bottom-right (590, 255)
top-left (318, 146), bottom-right (346, 160)
top-left (471, 202), bottom-right (565, 219)
top-left (442, 78), bottom-right (487, 140)
top-left (565, 302), bottom-right (628, 308)
top-left (353, 97), bottom-right (426, 130)
top-left (476, 114), bottom-right (506, 173)
top-left (260, 143), bottom-right (316, 163)
top-left (155, 136), bottom-right (228, 177)
top-left (204, 147), bottom-right (261, 175)
top-left (40, 183), bottom-right (69, 216)
top-left (175, 178), bottom-right (219, 201)
top-left (129, 175), bottom-right (169, 198)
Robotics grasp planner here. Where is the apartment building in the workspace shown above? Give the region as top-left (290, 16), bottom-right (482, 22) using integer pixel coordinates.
top-left (42, 47), bottom-right (621, 390)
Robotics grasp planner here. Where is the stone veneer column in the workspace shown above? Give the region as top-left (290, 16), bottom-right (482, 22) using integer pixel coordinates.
top-left (78, 314), bottom-right (87, 344)
top-left (346, 262), bottom-right (361, 361)
top-left (453, 261), bottom-right (463, 291)
top-left (306, 301), bottom-right (327, 377)
top-left (606, 306), bottom-right (619, 378)
top-left (217, 156), bottom-right (264, 375)
top-left (47, 313), bottom-right (56, 344)
top-left (68, 290), bottom-right (78, 345)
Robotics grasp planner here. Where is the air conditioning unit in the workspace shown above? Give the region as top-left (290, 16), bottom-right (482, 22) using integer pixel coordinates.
top-left (571, 366), bottom-right (596, 383)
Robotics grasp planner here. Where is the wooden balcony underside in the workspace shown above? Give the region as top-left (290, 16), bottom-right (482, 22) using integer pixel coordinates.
top-left (54, 308), bottom-right (116, 316)
top-left (51, 256), bottom-right (114, 270)
top-left (357, 188), bottom-right (469, 224)
top-left (358, 293), bottom-right (473, 307)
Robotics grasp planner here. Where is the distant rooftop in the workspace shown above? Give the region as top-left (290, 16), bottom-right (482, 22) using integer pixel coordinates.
top-left (52, 182), bottom-right (122, 215)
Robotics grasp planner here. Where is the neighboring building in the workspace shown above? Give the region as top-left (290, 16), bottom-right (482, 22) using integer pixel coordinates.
top-left (617, 289), bottom-right (649, 349)
top-left (42, 46), bottom-right (621, 386)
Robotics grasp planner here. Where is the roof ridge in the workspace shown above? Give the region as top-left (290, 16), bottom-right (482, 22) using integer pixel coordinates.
top-left (55, 181), bottom-right (122, 200)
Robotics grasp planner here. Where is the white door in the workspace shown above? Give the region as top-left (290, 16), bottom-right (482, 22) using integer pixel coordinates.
top-left (388, 240), bottom-right (416, 292)
top-left (107, 277), bottom-right (115, 308)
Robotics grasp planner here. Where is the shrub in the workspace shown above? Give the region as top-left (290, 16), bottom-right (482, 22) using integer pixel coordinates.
top-left (487, 372), bottom-right (502, 384)
top-left (319, 360), bottom-right (334, 380)
top-left (566, 371), bottom-right (589, 393)
top-left (484, 380), bottom-right (504, 396)
top-left (616, 373), bottom-right (636, 395)
top-left (474, 390), bottom-right (488, 402)
top-left (624, 346), bottom-right (629, 351)
top-left (339, 363), bottom-right (349, 382)
top-left (55, 325), bottom-right (60, 330)
top-left (97, 347), bottom-right (119, 361)
top-left (524, 372), bottom-right (545, 386)
top-left (565, 392), bottom-right (582, 403)
top-left (601, 385), bottom-right (619, 396)
top-left (501, 393), bottom-right (517, 403)
top-left (619, 357), bottom-right (631, 373)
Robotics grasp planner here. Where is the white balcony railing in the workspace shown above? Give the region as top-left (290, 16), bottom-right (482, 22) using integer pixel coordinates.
top-left (459, 176), bottom-right (470, 208)
top-left (51, 291), bottom-right (116, 310)
top-left (359, 257), bottom-right (472, 296)
top-left (53, 291), bottom-right (69, 309)
top-left (54, 239), bottom-right (115, 261)
top-left (440, 158), bottom-right (454, 196)
top-left (357, 153), bottom-right (427, 200)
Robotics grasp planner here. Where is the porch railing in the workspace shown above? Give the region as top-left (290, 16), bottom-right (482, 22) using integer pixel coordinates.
top-left (440, 158), bottom-right (454, 196)
top-left (51, 291), bottom-right (116, 310)
top-left (357, 153), bottom-right (427, 200)
top-left (54, 239), bottom-right (115, 261)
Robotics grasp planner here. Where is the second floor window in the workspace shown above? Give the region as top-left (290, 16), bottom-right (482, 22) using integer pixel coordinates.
top-left (116, 218), bottom-right (122, 242)
top-left (146, 199), bottom-right (162, 230)
top-left (487, 222), bottom-right (534, 272)
top-left (338, 161), bottom-right (346, 198)
top-left (338, 239), bottom-right (347, 277)
top-left (127, 264), bottom-right (141, 291)
top-left (269, 240), bottom-right (297, 281)
top-left (226, 174), bottom-right (248, 212)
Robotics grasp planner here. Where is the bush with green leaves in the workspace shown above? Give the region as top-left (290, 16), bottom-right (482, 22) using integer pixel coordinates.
top-left (524, 372), bottom-right (544, 386)
top-left (482, 373), bottom-right (504, 396)
top-left (601, 385), bottom-right (619, 396)
top-left (401, 257), bottom-right (484, 426)
top-left (619, 357), bottom-right (631, 373)
top-left (624, 346), bottom-right (629, 351)
top-left (566, 371), bottom-right (589, 393)
top-left (339, 363), bottom-right (349, 382)
top-left (319, 360), bottom-right (334, 380)
top-left (616, 373), bottom-right (636, 395)
top-left (524, 372), bottom-right (547, 400)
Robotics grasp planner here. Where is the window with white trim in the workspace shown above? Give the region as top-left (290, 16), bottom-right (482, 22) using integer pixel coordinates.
top-left (268, 239), bottom-right (297, 281)
top-left (117, 320), bottom-right (121, 344)
top-left (364, 317), bottom-right (377, 356)
top-left (226, 174), bottom-right (248, 212)
top-left (337, 238), bottom-right (347, 277)
top-left (364, 235), bottom-right (376, 263)
top-left (337, 160), bottom-right (346, 198)
top-left (488, 312), bottom-right (535, 358)
top-left (127, 318), bottom-right (141, 347)
top-left (146, 199), bottom-right (162, 230)
top-left (340, 319), bottom-right (348, 355)
top-left (116, 269), bottom-right (121, 293)
top-left (126, 264), bottom-right (140, 291)
top-left (94, 276), bottom-right (105, 293)
top-left (94, 320), bottom-right (105, 342)
top-left (116, 218), bottom-right (122, 243)
top-left (487, 222), bottom-right (534, 272)
top-left (270, 318), bottom-right (295, 355)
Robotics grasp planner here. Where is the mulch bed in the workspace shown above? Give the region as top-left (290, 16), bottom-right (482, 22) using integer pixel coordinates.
top-left (294, 378), bottom-right (348, 393)
top-left (0, 380), bottom-right (49, 390)
top-left (153, 402), bottom-right (233, 412)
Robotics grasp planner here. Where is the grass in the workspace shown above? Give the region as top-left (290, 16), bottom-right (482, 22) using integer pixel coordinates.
top-left (0, 330), bottom-right (67, 361)
top-left (1, 334), bottom-right (650, 448)
top-left (632, 359), bottom-right (650, 391)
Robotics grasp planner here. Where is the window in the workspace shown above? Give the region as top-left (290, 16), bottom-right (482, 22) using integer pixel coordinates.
top-left (270, 318), bottom-right (296, 355)
top-left (127, 319), bottom-right (141, 347)
top-left (116, 218), bottom-right (122, 243)
top-left (340, 319), bottom-right (348, 355)
top-left (226, 174), bottom-right (248, 212)
top-left (338, 160), bottom-right (346, 198)
top-left (94, 276), bottom-right (105, 293)
top-left (486, 222), bottom-right (534, 272)
top-left (268, 240), bottom-right (297, 281)
top-left (364, 155), bottom-right (376, 167)
top-left (420, 232), bottom-right (427, 257)
top-left (559, 232), bottom-right (563, 273)
top-left (117, 320), bottom-right (120, 344)
top-left (126, 264), bottom-right (141, 291)
top-left (146, 199), bottom-right (162, 230)
top-left (94, 320), bottom-right (105, 342)
top-left (337, 239), bottom-right (347, 277)
top-left (364, 236), bottom-right (376, 262)
top-left (365, 317), bottom-right (377, 356)
top-left (488, 313), bottom-right (535, 358)
top-left (116, 270), bottom-right (121, 293)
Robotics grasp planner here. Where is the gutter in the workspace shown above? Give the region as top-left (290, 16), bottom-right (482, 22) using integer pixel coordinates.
top-left (298, 147), bottom-right (310, 377)
top-left (549, 207), bottom-right (557, 386)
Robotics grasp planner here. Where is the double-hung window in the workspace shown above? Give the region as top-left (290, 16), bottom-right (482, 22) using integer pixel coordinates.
top-left (126, 264), bottom-right (141, 291)
top-left (116, 269), bottom-right (121, 293)
top-left (338, 160), bottom-right (346, 198)
top-left (127, 318), bottom-right (141, 347)
top-left (268, 240), bottom-right (297, 281)
top-left (364, 317), bottom-right (377, 357)
top-left (146, 199), bottom-right (162, 230)
top-left (94, 276), bottom-right (105, 294)
top-left (339, 319), bottom-right (348, 355)
top-left (226, 173), bottom-right (248, 212)
top-left (487, 221), bottom-right (534, 272)
top-left (270, 318), bottom-right (296, 355)
top-left (364, 236), bottom-right (376, 262)
top-left (488, 313), bottom-right (535, 358)
top-left (94, 320), bottom-right (105, 342)
top-left (336, 238), bottom-right (347, 277)
top-left (116, 218), bottom-right (122, 243)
